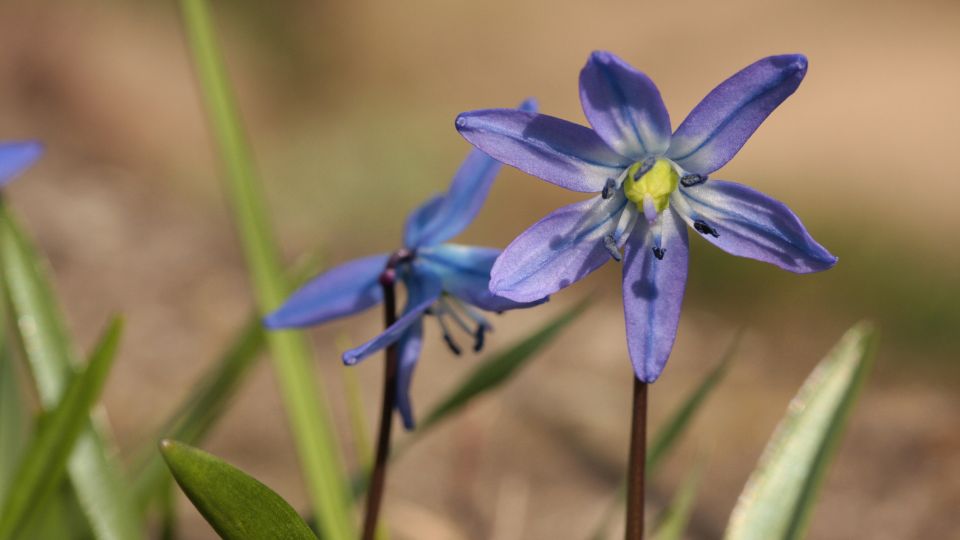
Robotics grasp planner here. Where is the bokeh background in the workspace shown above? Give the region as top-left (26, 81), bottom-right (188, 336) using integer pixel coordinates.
top-left (1, 0), bottom-right (958, 538)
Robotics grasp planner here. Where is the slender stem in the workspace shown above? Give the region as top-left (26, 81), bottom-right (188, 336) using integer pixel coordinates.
top-left (362, 255), bottom-right (406, 540)
top-left (625, 377), bottom-right (648, 540)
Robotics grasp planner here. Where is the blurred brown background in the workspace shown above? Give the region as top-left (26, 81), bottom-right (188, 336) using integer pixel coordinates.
top-left (1, 0), bottom-right (958, 538)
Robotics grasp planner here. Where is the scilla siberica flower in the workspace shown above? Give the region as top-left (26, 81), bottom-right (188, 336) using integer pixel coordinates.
top-left (0, 141), bottom-right (43, 188)
top-left (455, 52), bottom-right (836, 382)
top-left (265, 100), bottom-right (546, 428)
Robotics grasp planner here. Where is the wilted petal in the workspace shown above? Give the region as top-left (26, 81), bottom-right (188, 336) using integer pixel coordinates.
top-left (490, 193), bottom-right (628, 302)
top-left (668, 55), bottom-right (807, 174)
top-left (579, 51), bottom-right (671, 159)
top-left (0, 141), bottom-right (43, 186)
top-left (342, 270), bottom-right (442, 365)
top-left (676, 180), bottom-right (837, 273)
top-left (394, 318), bottom-right (424, 430)
top-left (264, 254), bottom-right (388, 329)
top-left (405, 100), bottom-right (538, 248)
top-left (417, 244), bottom-right (548, 312)
top-left (456, 109), bottom-right (630, 192)
top-left (622, 209), bottom-right (688, 382)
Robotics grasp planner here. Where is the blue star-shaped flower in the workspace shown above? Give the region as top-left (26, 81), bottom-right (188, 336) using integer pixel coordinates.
top-left (265, 100), bottom-right (546, 429)
top-left (455, 52), bottom-right (836, 383)
top-left (0, 141), bottom-right (43, 188)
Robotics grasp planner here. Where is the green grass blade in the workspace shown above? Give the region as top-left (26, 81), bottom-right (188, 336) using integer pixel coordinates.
top-left (131, 251), bottom-right (323, 514)
top-left (417, 299), bottom-right (590, 434)
top-left (131, 315), bottom-right (265, 512)
top-left (724, 322), bottom-right (878, 540)
top-left (0, 306), bottom-right (28, 499)
top-left (161, 440), bottom-right (318, 540)
top-left (0, 206), bottom-right (142, 540)
top-left (587, 337), bottom-right (738, 540)
top-left (651, 461), bottom-right (704, 540)
top-left (0, 318), bottom-right (123, 540)
top-left (648, 333), bottom-right (739, 472)
top-left (177, 2), bottom-right (354, 538)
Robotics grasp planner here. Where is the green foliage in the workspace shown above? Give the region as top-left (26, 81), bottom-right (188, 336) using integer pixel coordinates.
top-left (418, 299), bottom-right (590, 433)
top-left (651, 461), bottom-right (704, 540)
top-left (0, 206), bottom-right (141, 540)
top-left (161, 440), bottom-right (318, 540)
top-left (178, 1), bottom-right (355, 538)
top-left (0, 318), bottom-right (123, 540)
top-left (131, 315), bottom-right (265, 513)
top-left (724, 322), bottom-right (878, 540)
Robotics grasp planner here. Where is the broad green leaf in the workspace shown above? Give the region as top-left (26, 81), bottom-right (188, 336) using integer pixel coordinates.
top-left (0, 318), bottom-right (123, 540)
top-left (178, 2), bottom-right (354, 538)
top-left (588, 336), bottom-right (738, 540)
top-left (417, 299), bottom-right (590, 434)
top-left (651, 461), bottom-right (704, 540)
top-left (724, 322), bottom-right (878, 540)
top-left (0, 206), bottom-right (142, 540)
top-left (160, 440), bottom-right (317, 540)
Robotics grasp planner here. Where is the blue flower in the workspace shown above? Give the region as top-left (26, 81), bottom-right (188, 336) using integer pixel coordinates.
top-left (0, 141), bottom-right (43, 188)
top-left (265, 99), bottom-right (547, 429)
top-left (455, 52), bottom-right (836, 383)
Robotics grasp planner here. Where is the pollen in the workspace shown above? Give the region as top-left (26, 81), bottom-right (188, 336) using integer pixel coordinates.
top-left (622, 158), bottom-right (678, 214)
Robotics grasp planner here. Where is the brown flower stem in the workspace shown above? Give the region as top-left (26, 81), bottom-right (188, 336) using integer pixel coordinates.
top-left (625, 377), bottom-right (648, 540)
top-left (361, 251), bottom-right (408, 540)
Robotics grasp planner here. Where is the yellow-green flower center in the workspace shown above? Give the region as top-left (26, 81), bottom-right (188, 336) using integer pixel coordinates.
top-left (622, 158), bottom-right (678, 213)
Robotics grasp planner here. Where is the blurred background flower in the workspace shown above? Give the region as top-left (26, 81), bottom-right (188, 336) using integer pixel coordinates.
top-left (0, 1), bottom-right (956, 538)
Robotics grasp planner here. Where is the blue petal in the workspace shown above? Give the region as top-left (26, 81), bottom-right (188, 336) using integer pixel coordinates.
top-left (490, 193), bottom-right (628, 302)
top-left (668, 55), bottom-right (807, 175)
top-left (263, 254), bottom-right (388, 329)
top-left (0, 141), bottom-right (43, 187)
top-left (403, 98), bottom-right (537, 248)
top-left (456, 109), bottom-right (630, 193)
top-left (417, 244), bottom-right (549, 312)
top-left (342, 270), bottom-right (442, 365)
top-left (622, 209), bottom-right (689, 383)
top-left (676, 180), bottom-right (837, 273)
top-left (579, 51), bottom-right (671, 159)
top-left (394, 318), bottom-right (424, 430)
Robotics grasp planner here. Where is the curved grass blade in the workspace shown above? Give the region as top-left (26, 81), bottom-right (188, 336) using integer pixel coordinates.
top-left (178, 2), bottom-right (354, 537)
top-left (417, 299), bottom-right (590, 435)
top-left (160, 440), bottom-right (317, 540)
top-left (0, 318), bottom-right (123, 540)
top-left (131, 315), bottom-right (264, 513)
top-left (0, 206), bottom-right (142, 540)
top-left (724, 322), bottom-right (878, 540)
top-left (648, 332), bottom-right (739, 472)
top-left (588, 335), bottom-right (739, 540)
top-left (131, 252), bottom-right (323, 514)
top-left (651, 461), bottom-right (704, 540)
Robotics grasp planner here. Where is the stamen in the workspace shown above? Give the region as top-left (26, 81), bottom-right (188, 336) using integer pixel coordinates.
top-left (435, 311), bottom-right (463, 356)
top-left (601, 178), bottom-right (617, 199)
top-left (680, 174), bottom-right (707, 187)
top-left (603, 234), bottom-right (622, 262)
top-left (613, 205), bottom-right (639, 244)
top-left (652, 246), bottom-right (666, 260)
top-left (439, 297), bottom-right (473, 335)
top-left (443, 334), bottom-right (463, 356)
top-left (632, 157), bottom-right (656, 180)
top-left (473, 326), bottom-right (486, 352)
top-left (693, 220), bottom-right (720, 238)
